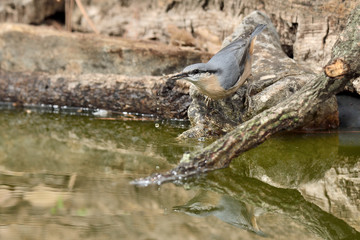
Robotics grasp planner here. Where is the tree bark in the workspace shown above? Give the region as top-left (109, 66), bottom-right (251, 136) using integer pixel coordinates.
top-left (131, 5), bottom-right (360, 186)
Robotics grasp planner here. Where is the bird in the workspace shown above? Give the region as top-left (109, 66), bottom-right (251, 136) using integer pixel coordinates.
top-left (168, 24), bottom-right (266, 100)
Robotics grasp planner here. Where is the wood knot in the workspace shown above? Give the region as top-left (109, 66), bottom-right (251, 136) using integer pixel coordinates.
top-left (324, 58), bottom-right (349, 78)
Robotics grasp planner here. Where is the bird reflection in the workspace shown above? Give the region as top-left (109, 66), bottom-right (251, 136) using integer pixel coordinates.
top-left (173, 190), bottom-right (266, 237)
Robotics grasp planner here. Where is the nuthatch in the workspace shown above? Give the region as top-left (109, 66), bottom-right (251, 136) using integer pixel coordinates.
top-left (168, 24), bottom-right (266, 100)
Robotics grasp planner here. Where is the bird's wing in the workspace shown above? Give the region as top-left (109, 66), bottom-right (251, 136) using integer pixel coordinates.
top-left (208, 38), bottom-right (247, 67)
top-left (209, 24), bottom-right (266, 68)
top-left (208, 38), bottom-right (249, 90)
top-left (208, 24), bottom-right (266, 90)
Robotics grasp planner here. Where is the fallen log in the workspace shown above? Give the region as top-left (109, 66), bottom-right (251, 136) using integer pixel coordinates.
top-left (0, 72), bottom-right (191, 119)
top-left (131, 5), bottom-right (360, 186)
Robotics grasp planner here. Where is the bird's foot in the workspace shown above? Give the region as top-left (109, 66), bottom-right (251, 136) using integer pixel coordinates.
top-left (245, 83), bottom-right (254, 110)
top-left (204, 96), bottom-right (212, 107)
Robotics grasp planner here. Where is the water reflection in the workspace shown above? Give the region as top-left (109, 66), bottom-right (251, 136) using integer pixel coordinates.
top-left (0, 108), bottom-right (359, 239)
top-left (338, 131), bottom-right (360, 156)
top-left (173, 191), bottom-right (266, 236)
top-left (230, 131), bottom-right (360, 234)
top-left (178, 168), bottom-right (360, 240)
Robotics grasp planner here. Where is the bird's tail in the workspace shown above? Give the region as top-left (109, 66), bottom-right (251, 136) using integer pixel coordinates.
top-left (248, 24), bottom-right (266, 55)
top-left (250, 24), bottom-right (267, 40)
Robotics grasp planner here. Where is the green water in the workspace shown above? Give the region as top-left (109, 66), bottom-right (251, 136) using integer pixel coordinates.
top-left (0, 108), bottom-right (359, 240)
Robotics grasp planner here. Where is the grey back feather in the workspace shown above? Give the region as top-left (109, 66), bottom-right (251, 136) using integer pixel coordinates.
top-left (208, 24), bottom-right (266, 90)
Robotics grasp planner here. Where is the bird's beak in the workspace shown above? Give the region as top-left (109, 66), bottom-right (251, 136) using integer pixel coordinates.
top-left (167, 72), bottom-right (188, 81)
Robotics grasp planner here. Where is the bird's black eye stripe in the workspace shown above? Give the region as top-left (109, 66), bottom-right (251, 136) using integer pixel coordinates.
top-left (191, 69), bottom-right (217, 74)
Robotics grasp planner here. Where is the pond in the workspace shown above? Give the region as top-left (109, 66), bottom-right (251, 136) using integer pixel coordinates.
top-left (0, 105), bottom-right (359, 240)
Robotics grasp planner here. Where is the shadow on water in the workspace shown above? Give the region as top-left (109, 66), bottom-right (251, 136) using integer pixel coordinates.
top-left (0, 107), bottom-right (359, 239)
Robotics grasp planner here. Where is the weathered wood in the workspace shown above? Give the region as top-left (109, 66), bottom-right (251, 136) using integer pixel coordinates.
top-left (324, 58), bottom-right (350, 78)
top-left (0, 72), bottom-right (191, 119)
top-left (1, 0), bottom-right (359, 83)
top-left (69, 0), bottom-right (358, 73)
top-left (131, 4), bottom-right (360, 186)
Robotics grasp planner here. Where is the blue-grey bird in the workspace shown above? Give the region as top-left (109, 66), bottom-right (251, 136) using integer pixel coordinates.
top-left (168, 24), bottom-right (266, 100)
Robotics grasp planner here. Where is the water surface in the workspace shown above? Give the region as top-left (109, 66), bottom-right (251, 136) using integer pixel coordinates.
top-left (0, 108), bottom-right (359, 240)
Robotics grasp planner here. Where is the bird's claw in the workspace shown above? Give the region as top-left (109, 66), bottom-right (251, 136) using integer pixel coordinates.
top-left (204, 96), bottom-right (212, 107)
top-left (245, 83), bottom-right (254, 109)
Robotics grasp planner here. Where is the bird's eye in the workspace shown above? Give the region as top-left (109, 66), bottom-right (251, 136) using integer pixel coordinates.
top-left (193, 69), bottom-right (200, 74)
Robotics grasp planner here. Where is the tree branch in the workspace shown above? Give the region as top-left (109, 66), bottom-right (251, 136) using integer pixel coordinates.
top-left (131, 4), bottom-right (360, 186)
